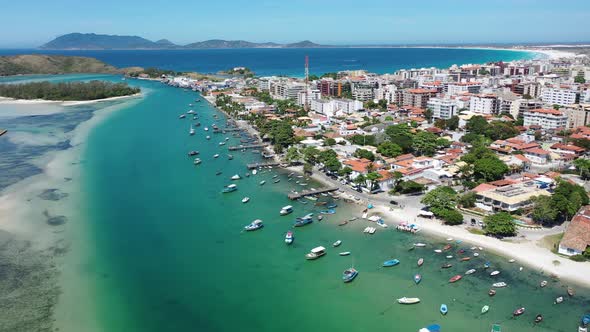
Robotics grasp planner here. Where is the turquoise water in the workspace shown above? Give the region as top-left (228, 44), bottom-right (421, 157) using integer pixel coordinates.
top-left (77, 78), bottom-right (587, 332)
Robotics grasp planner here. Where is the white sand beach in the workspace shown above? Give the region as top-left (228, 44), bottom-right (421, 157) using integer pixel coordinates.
top-left (0, 93), bottom-right (141, 106)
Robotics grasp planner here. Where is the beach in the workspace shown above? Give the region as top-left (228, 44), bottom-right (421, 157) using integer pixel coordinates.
top-left (0, 92), bottom-right (141, 106)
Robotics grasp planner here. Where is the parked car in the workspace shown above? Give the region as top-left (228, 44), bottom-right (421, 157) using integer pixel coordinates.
top-left (389, 200), bottom-right (399, 205)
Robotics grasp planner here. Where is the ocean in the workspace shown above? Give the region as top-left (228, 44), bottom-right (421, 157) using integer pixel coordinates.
top-left (0, 49), bottom-right (585, 332)
top-left (0, 47), bottom-right (537, 76)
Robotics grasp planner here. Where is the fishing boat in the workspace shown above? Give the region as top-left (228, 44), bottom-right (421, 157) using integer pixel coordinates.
top-left (231, 174), bottom-right (241, 180)
top-left (492, 282), bottom-right (507, 288)
top-left (540, 280), bottom-right (548, 288)
top-left (414, 243), bottom-right (426, 247)
top-left (219, 141), bottom-right (226, 146)
top-left (294, 216), bottom-right (313, 227)
top-left (383, 259), bottom-right (400, 267)
top-left (488, 289), bottom-right (496, 296)
top-left (554, 296), bottom-right (564, 304)
top-left (490, 270), bottom-right (500, 276)
top-left (440, 304), bottom-right (448, 315)
top-left (285, 231), bottom-right (294, 245)
top-left (305, 246), bottom-right (326, 260)
top-left (417, 258), bottom-right (424, 267)
top-left (342, 268), bottom-right (358, 283)
top-left (333, 240), bottom-right (342, 247)
top-left (213, 154), bottom-right (220, 158)
top-left (222, 184), bottom-right (237, 193)
top-left (482, 305), bottom-right (489, 314)
top-left (188, 150), bottom-right (199, 156)
top-left (189, 125), bottom-right (195, 135)
top-left (513, 307), bottom-right (525, 317)
top-left (280, 205), bottom-right (294, 216)
top-left (259, 180), bottom-right (266, 186)
top-left (339, 251), bottom-right (351, 256)
top-left (568, 286), bottom-right (575, 297)
top-left (414, 274), bottom-right (422, 284)
top-left (534, 314), bottom-right (543, 323)
top-left (441, 263), bottom-right (452, 269)
top-left (244, 219), bottom-right (263, 231)
top-left (397, 297), bottom-right (420, 304)
top-left (242, 197), bottom-right (250, 203)
top-left (473, 252), bottom-right (480, 257)
top-left (320, 209), bottom-right (336, 215)
top-left (460, 257), bottom-right (471, 262)
top-left (449, 275), bottom-right (462, 283)
top-left (204, 127), bottom-right (209, 131)
top-left (465, 269), bottom-right (476, 275)
top-left (326, 203), bottom-right (338, 209)
top-left (446, 255), bottom-right (453, 259)
top-left (305, 196), bottom-right (318, 201)
top-left (194, 158), bottom-right (202, 165)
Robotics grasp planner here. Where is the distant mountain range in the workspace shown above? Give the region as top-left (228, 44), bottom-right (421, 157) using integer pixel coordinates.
top-left (40, 33), bottom-right (325, 50)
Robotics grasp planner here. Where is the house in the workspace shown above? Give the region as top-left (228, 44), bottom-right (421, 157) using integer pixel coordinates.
top-left (343, 158), bottom-right (374, 179)
top-left (549, 143), bottom-right (585, 156)
top-left (474, 180), bottom-right (551, 212)
top-left (523, 148), bottom-right (551, 165)
top-left (558, 205), bottom-right (590, 256)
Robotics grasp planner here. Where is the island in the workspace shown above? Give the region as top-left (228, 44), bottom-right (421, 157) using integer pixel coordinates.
top-left (0, 55), bottom-right (122, 76)
top-left (0, 81), bottom-right (140, 101)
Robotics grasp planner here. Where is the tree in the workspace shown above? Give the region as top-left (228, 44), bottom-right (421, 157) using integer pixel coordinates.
top-left (473, 156), bottom-right (509, 182)
top-left (391, 180), bottom-right (425, 194)
top-left (349, 134), bottom-right (377, 146)
top-left (365, 172), bottom-right (383, 191)
top-left (466, 116), bottom-right (488, 135)
top-left (436, 208), bottom-right (464, 225)
top-left (285, 147), bottom-right (301, 163)
top-left (421, 186), bottom-right (458, 211)
top-left (302, 146), bottom-right (320, 164)
top-left (318, 149), bottom-right (341, 172)
top-left (377, 141), bottom-right (403, 158)
top-left (458, 192), bottom-right (477, 208)
top-left (339, 167), bottom-right (353, 181)
top-left (323, 137), bottom-right (336, 146)
top-left (354, 174), bottom-right (367, 187)
top-left (575, 75), bottom-right (586, 84)
top-left (412, 131), bottom-right (439, 156)
top-left (303, 162), bottom-right (313, 175)
top-left (484, 212), bottom-right (516, 237)
top-left (574, 158), bottom-right (590, 179)
top-left (353, 148), bottom-right (375, 161)
top-left (385, 124), bottom-right (414, 152)
top-left (484, 121), bottom-right (519, 140)
top-left (446, 116), bottom-right (460, 130)
top-left (424, 108), bottom-right (433, 123)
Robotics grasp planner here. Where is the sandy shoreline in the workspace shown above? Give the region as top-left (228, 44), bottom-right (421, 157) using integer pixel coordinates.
top-left (0, 93), bottom-right (141, 106)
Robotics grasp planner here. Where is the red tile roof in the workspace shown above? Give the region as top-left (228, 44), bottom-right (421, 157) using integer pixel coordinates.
top-left (530, 108), bottom-right (564, 116)
top-left (560, 206), bottom-right (590, 252)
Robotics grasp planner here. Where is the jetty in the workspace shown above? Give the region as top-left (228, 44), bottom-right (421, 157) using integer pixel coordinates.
top-left (228, 143), bottom-right (268, 151)
top-left (288, 187), bottom-right (339, 200)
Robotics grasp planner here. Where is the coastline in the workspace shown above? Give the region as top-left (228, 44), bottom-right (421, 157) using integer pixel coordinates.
top-left (0, 92), bottom-right (141, 106)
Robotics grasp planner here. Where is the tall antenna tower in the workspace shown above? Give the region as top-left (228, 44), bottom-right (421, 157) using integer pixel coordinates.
top-left (304, 55), bottom-right (309, 112)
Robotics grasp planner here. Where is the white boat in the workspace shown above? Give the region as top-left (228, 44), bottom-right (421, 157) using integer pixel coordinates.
top-left (206, 136), bottom-right (211, 140)
top-left (194, 158), bottom-right (202, 165)
top-left (465, 269), bottom-right (476, 275)
top-left (397, 297), bottom-right (420, 304)
top-left (242, 197), bottom-right (250, 203)
top-left (554, 296), bottom-right (564, 304)
top-left (446, 255), bottom-right (453, 259)
top-left (492, 282), bottom-right (507, 288)
top-left (446, 238), bottom-right (453, 241)
top-left (231, 174), bottom-right (241, 180)
top-left (189, 125), bottom-right (195, 135)
top-left (213, 154), bottom-right (220, 158)
top-left (219, 142), bottom-right (226, 146)
top-left (434, 249), bottom-right (442, 253)
top-left (285, 231), bottom-right (294, 245)
top-left (252, 170), bottom-right (257, 175)
top-left (414, 243), bottom-right (426, 247)
top-left (339, 251), bottom-right (351, 256)
top-left (259, 180), bottom-right (266, 186)
top-left (333, 240), bottom-right (342, 247)
top-left (368, 227), bottom-right (376, 234)
top-left (204, 127), bottom-right (209, 131)
top-left (508, 259), bottom-right (516, 263)
top-left (490, 271), bottom-right (500, 276)
top-left (280, 205), bottom-right (294, 216)
top-left (244, 219), bottom-right (263, 231)
top-left (473, 253), bottom-right (480, 257)
top-left (306, 246), bottom-right (326, 260)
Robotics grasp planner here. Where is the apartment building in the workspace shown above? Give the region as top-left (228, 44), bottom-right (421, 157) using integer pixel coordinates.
top-left (509, 98), bottom-right (543, 119)
top-left (427, 97), bottom-right (457, 120)
top-left (447, 82), bottom-right (481, 96)
top-left (402, 88), bottom-right (437, 109)
top-left (541, 87), bottom-right (579, 106)
top-left (469, 94), bottom-right (499, 114)
top-left (523, 108), bottom-right (568, 130)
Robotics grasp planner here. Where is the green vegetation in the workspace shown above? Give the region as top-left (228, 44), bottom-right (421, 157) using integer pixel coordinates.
top-left (531, 179), bottom-right (589, 226)
top-left (483, 212), bottom-right (516, 237)
top-left (458, 191), bottom-right (477, 208)
top-left (126, 67), bottom-right (179, 78)
top-left (376, 141), bottom-right (402, 158)
top-left (461, 145), bottom-right (508, 183)
top-left (575, 75), bottom-right (586, 84)
top-left (465, 115), bottom-right (519, 141)
top-left (421, 186), bottom-right (463, 225)
top-left (0, 81), bottom-right (139, 101)
top-left (221, 67), bottom-right (253, 76)
top-left (434, 116), bottom-right (459, 131)
top-left (353, 148), bottom-right (375, 161)
top-left (389, 179), bottom-right (425, 195)
top-left (349, 134), bottom-right (377, 146)
top-left (0, 55), bottom-right (119, 76)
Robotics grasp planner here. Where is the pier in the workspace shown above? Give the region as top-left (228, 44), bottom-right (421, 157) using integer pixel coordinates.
top-left (246, 162), bottom-right (283, 169)
top-left (228, 143), bottom-right (269, 151)
top-left (288, 187), bottom-right (339, 200)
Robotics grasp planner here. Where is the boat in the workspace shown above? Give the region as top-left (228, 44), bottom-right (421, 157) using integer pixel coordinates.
top-left (465, 269), bottom-right (476, 275)
top-left (244, 219), bottom-right (263, 231)
top-left (294, 216), bottom-right (313, 227)
top-left (492, 282), bottom-right (507, 288)
top-left (568, 286), bottom-right (575, 297)
top-left (481, 305), bottom-right (489, 314)
top-left (215, 171), bottom-right (222, 175)
top-left (554, 296), bottom-right (564, 304)
top-left (419, 324), bottom-right (441, 332)
top-left (434, 249), bottom-right (442, 253)
top-left (274, 179), bottom-right (280, 183)
top-left (252, 170), bottom-right (257, 175)
top-left (305, 246), bottom-right (326, 260)
top-left (440, 304), bottom-right (448, 315)
top-left (317, 215), bottom-right (324, 221)
top-left (490, 270), bottom-right (500, 276)
top-left (213, 154), bottom-right (220, 158)
top-left (179, 114), bottom-right (186, 119)
top-left (446, 255), bottom-right (453, 259)
top-left (189, 125), bottom-right (195, 135)
top-left (242, 197), bottom-right (250, 203)
top-left (484, 262), bottom-right (491, 269)
top-left (449, 275), bottom-right (462, 283)
top-left (219, 141), bottom-right (226, 146)
top-left (488, 289), bottom-right (496, 296)
top-left (222, 184), bottom-right (237, 193)
top-left (582, 314), bottom-right (590, 326)
top-left (473, 252), bottom-right (479, 257)
top-left (305, 196), bottom-right (318, 201)
top-left (259, 181), bottom-right (266, 186)
top-left (339, 252), bottom-right (351, 256)
top-left (195, 122), bottom-right (201, 126)
top-left (231, 174), bottom-right (241, 180)
top-left (414, 243), bottom-right (426, 247)
top-left (338, 221), bottom-right (348, 226)
top-left (460, 257), bottom-right (471, 262)
top-left (204, 127), bottom-right (209, 131)
top-left (414, 274), bottom-right (422, 284)
top-left (383, 259), bottom-right (400, 267)
top-left (326, 203), bottom-right (338, 209)
top-left (320, 209), bottom-right (336, 215)
top-left (534, 314), bottom-right (543, 323)
top-left (228, 154), bottom-right (233, 160)
top-left (194, 158), bottom-right (202, 165)
top-left (513, 307), bottom-right (525, 317)
top-left (280, 205), bottom-right (294, 216)
top-left (397, 297), bottom-right (420, 304)
top-left (540, 280), bottom-right (548, 288)
top-left (285, 231), bottom-right (294, 245)
top-left (457, 249), bottom-right (465, 254)
top-left (443, 244), bottom-right (452, 251)
top-left (188, 150), bottom-right (199, 156)
top-left (342, 268), bottom-right (358, 283)
top-left (417, 258), bottom-right (424, 267)
top-left (508, 259), bottom-right (516, 263)
top-left (441, 263), bottom-right (452, 269)
top-left (333, 240), bottom-right (342, 247)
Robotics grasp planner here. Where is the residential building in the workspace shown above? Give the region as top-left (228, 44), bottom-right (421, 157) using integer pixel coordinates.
top-left (447, 82), bottom-right (481, 95)
top-left (558, 205), bottom-right (590, 256)
top-left (509, 99), bottom-right (543, 119)
top-left (523, 148), bottom-right (551, 165)
top-left (563, 104), bottom-right (590, 128)
top-left (427, 97), bottom-right (457, 120)
top-left (541, 87), bottom-right (578, 106)
top-left (402, 89), bottom-right (437, 109)
top-left (297, 89), bottom-right (321, 106)
top-left (469, 94), bottom-right (499, 114)
top-left (474, 181), bottom-right (551, 212)
top-left (523, 108), bottom-right (568, 130)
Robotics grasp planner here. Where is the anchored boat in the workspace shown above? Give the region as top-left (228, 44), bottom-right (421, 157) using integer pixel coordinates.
top-left (306, 246), bottom-right (326, 260)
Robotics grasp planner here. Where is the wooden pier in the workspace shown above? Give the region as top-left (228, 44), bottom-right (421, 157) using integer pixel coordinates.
top-left (228, 143), bottom-right (269, 151)
top-left (246, 161), bottom-right (283, 169)
top-left (288, 187), bottom-right (339, 200)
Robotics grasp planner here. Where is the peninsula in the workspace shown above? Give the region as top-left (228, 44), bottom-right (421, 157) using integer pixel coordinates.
top-left (0, 81), bottom-right (140, 101)
top-left (0, 54), bottom-right (121, 76)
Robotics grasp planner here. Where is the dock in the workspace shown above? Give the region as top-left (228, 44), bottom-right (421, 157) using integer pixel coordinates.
top-left (0, 129), bottom-right (6, 137)
top-left (228, 143), bottom-right (269, 151)
top-left (246, 161), bottom-right (283, 169)
top-left (288, 187), bottom-right (339, 200)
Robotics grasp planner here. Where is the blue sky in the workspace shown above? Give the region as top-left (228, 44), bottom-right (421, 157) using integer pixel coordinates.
top-left (2, 0), bottom-right (590, 47)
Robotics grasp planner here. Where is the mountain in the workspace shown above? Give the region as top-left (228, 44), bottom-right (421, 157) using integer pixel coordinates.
top-left (0, 55), bottom-right (121, 76)
top-left (40, 33), bottom-right (326, 50)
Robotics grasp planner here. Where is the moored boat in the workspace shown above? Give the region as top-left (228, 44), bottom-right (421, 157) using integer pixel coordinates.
top-left (294, 215), bottom-right (313, 227)
top-left (490, 270), bottom-right (500, 276)
top-left (417, 258), bottom-right (424, 267)
top-left (465, 269), bottom-right (476, 275)
top-left (449, 275), bottom-right (462, 283)
top-left (440, 304), bottom-right (448, 315)
top-left (397, 297), bottom-right (420, 304)
top-left (231, 174), bottom-right (241, 180)
top-left (242, 197), bottom-right (250, 203)
top-left (414, 274), bottom-right (422, 284)
top-left (460, 257), bottom-right (471, 262)
top-left (554, 296), bottom-right (564, 304)
top-left (493, 282), bottom-right (507, 288)
top-left (222, 184), bottom-right (237, 193)
top-left (414, 243), bottom-right (426, 247)
top-left (259, 180), bottom-right (266, 186)
top-left (513, 307), bottom-right (525, 317)
top-left (342, 268), bottom-right (358, 283)
top-left (441, 263), bottom-right (452, 269)
top-left (306, 246), bottom-right (326, 260)
top-left (339, 251), bottom-right (351, 256)
top-left (443, 244), bottom-right (452, 251)
top-left (213, 154), bottom-right (220, 158)
top-left (540, 280), bottom-right (548, 288)
top-left (568, 286), bottom-right (575, 297)
top-left (434, 249), bottom-right (442, 253)
top-left (285, 231), bottom-right (294, 245)
top-left (481, 305), bottom-right (489, 314)
top-left (383, 259), bottom-right (400, 267)
top-left (280, 205), bottom-right (294, 216)
top-left (194, 158), bottom-right (202, 165)
top-left (488, 289), bottom-right (496, 296)
top-left (188, 150), bottom-right (199, 156)
top-left (333, 240), bottom-right (342, 247)
top-left (244, 219), bottom-right (263, 231)
top-left (534, 314), bottom-right (543, 323)
top-left (484, 262), bottom-right (491, 269)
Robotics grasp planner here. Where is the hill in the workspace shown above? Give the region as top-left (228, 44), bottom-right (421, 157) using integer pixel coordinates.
top-left (0, 55), bottom-right (120, 76)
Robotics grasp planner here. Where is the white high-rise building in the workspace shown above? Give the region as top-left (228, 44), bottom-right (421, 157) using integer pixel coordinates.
top-left (541, 87), bottom-right (578, 106)
top-left (427, 97), bottom-right (457, 120)
top-left (469, 94), bottom-right (499, 114)
top-left (523, 108), bottom-right (568, 130)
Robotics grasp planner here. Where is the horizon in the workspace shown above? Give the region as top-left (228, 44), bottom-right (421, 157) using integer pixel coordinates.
top-left (2, 0), bottom-right (590, 48)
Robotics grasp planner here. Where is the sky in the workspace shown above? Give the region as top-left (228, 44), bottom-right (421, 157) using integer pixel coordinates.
top-left (2, 0), bottom-right (590, 48)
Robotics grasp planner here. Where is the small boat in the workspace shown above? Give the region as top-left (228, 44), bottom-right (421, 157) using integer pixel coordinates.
top-left (420, 324), bottom-right (441, 332)
top-left (280, 205), bottom-right (294, 216)
top-left (231, 174), bottom-right (241, 180)
top-left (339, 251), bottom-right (351, 256)
top-left (457, 249), bottom-right (465, 254)
top-left (441, 263), bottom-right (452, 269)
top-left (179, 114), bottom-right (186, 119)
top-left (213, 154), bottom-right (220, 158)
top-left (554, 296), bottom-right (564, 304)
top-left (513, 307), bottom-right (525, 317)
top-left (582, 314), bottom-right (590, 326)
top-left (508, 259), bottom-right (516, 263)
top-left (320, 209), bottom-right (336, 215)
top-left (568, 286), bottom-right (575, 297)
top-left (481, 305), bottom-right (489, 314)
top-left (206, 136), bottom-right (211, 140)
top-left (194, 158), bottom-right (202, 165)
top-left (446, 255), bottom-right (453, 259)
top-left (326, 203), bottom-right (338, 209)
top-left (414, 243), bottom-right (426, 247)
top-left (285, 231), bottom-right (294, 245)
top-left (215, 171), bottom-right (222, 175)
top-left (490, 270), bottom-right (500, 276)
top-left (204, 127), bottom-right (209, 131)
top-left (492, 282), bottom-right (507, 288)
top-left (306, 246), bottom-right (326, 260)
top-left (305, 196), bottom-right (318, 201)
top-left (417, 258), bottom-right (424, 267)
top-left (383, 259), bottom-right (400, 267)
top-left (408, 246), bottom-right (415, 251)
top-left (219, 141), bottom-right (226, 146)
top-left (259, 180), bottom-right (266, 186)
top-left (449, 275), bottom-right (462, 283)
top-left (252, 170), bottom-right (257, 175)
top-left (188, 150), bottom-right (199, 156)
top-left (227, 154), bottom-right (233, 160)
top-left (488, 289), bottom-right (496, 296)
top-left (195, 122), bottom-right (201, 126)
top-left (484, 262), bottom-right (491, 269)
top-left (222, 184), bottom-right (237, 193)
top-left (333, 240), bottom-right (342, 247)
top-left (317, 215), bottom-right (324, 221)
top-left (434, 249), bottom-right (442, 253)
top-left (461, 257), bottom-right (471, 262)
top-left (338, 221), bottom-right (348, 226)
top-left (443, 244), bottom-right (452, 251)
top-left (414, 274), bottom-right (422, 284)
top-left (473, 253), bottom-right (479, 257)
top-left (244, 219), bottom-right (263, 231)
top-left (465, 269), bottom-right (476, 275)
top-left (534, 314), bottom-right (543, 323)
top-left (397, 297), bottom-right (420, 305)
top-left (273, 179), bottom-right (280, 183)
top-left (294, 216), bottom-right (313, 227)
top-left (342, 268), bottom-right (358, 283)
top-left (242, 197), bottom-right (250, 203)
top-left (440, 304), bottom-right (448, 315)
top-left (540, 280), bottom-right (548, 288)
top-left (446, 238), bottom-right (453, 241)
top-left (189, 125), bottom-right (195, 136)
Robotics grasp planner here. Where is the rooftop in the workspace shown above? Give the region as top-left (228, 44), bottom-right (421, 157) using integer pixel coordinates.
top-left (560, 205), bottom-right (590, 252)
